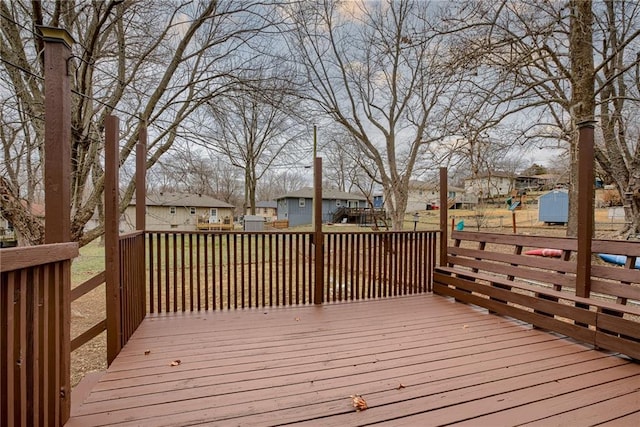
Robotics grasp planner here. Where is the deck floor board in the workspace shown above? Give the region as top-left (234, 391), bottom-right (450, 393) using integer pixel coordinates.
top-left (66, 295), bottom-right (640, 426)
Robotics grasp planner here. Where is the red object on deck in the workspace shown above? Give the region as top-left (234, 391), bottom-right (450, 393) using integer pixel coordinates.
top-left (524, 248), bottom-right (563, 257)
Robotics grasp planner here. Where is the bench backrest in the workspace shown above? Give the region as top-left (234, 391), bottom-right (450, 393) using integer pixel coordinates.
top-left (446, 231), bottom-right (639, 307)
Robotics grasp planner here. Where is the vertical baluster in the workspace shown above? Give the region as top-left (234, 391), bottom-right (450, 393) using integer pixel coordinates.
top-left (247, 233), bottom-right (251, 308)
top-left (232, 234), bottom-right (237, 309)
top-left (240, 233), bottom-right (245, 309)
top-left (302, 234), bottom-right (308, 304)
top-left (262, 234), bottom-right (267, 307)
top-left (171, 233), bottom-right (179, 313)
top-left (148, 233), bottom-right (154, 313)
top-left (226, 233), bottom-right (232, 310)
top-left (383, 234), bottom-right (389, 298)
top-left (275, 234), bottom-right (280, 306)
top-left (355, 233), bottom-right (361, 300)
top-left (164, 233), bottom-right (169, 313)
top-left (294, 234), bottom-right (300, 305)
top-left (288, 234), bottom-right (293, 305)
top-left (268, 234), bottom-right (273, 306)
top-left (196, 234), bottom-right (201, 310)
top-left (180, 233), bottom-right (185, 312)
top-left (218, 233), bottom-right (224, 310)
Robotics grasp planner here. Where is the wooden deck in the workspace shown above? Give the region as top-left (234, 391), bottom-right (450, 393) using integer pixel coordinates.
top-left (66, 295), bottom-right (640, 426)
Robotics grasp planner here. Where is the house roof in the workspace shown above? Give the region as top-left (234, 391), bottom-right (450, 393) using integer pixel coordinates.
top-left (276, 187), bottom-right (367, 201)
top-left (408, 180), bottom-right (437, 191)
top-left (255, 201), bottom-right (277, 209)
top-left (464, 172), bottom-right (514, 181)
top-left (407, 180), bottom-right (465, 193)
top-left (131, 193), bottom-right (234, 208)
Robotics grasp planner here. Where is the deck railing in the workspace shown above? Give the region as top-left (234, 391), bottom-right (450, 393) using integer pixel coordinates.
top-left (119, 231), bottom-right (147, 344)
top-left (69, 231), bottom-right (147, 364)
top-left (146, 230), bottom-right (438, 313)
top-left (1, 242), bottom-right (79, 427)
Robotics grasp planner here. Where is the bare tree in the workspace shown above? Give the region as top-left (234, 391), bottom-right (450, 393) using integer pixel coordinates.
top-left (0, 0), bottom-right (281, 245)
top-left (256, 169), bottom-right (309, 201)
top-left (200, 66), bottom-right (305, 216)
top-left (441, 0), bottom-right (640, 236)
top-left (321, 129), bottom-right (371, 193)
top-left (147, 148), bottom-right (243, 206)
top-left (592, 0), bottom-right (640, 237)
top-left (286, 0), bottom-right (456, 229)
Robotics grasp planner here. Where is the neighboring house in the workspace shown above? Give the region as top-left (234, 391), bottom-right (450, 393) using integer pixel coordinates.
top-left (515, 173), bottom-right (568, 191)
top-left (249, 201), bottom-right (278, 222)
top-left (406, 180), bottom-right (469, 211)
top-left (123, 193), bottom-right (235, 232)
top-left (275, 188), bottom-right (368, 227)
top-left (373, 194), bottom-right (384, 209)
top-left (463, 173), bottom-right (514, 198)
top-left (407, 180), bottom-right (438, 212)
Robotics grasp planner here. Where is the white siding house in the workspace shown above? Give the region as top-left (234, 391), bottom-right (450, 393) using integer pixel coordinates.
top-left (122, 193), bottom-right (235, 231)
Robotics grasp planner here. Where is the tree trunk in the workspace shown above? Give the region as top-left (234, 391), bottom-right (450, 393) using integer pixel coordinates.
top-left (0, 177), bottom-right (44, 245)
top-left (567, 137), bottom-right (579, 236)
top-left (622, 170), bottom-right (640, 237)
top-left (567, 0), bottom-right (595, 237)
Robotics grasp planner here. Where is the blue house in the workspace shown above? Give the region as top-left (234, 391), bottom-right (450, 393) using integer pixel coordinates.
top-left (276, 188), bottom-right (368, 227)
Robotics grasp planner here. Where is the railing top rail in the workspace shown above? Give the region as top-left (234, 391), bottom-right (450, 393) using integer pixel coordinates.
top-left (325, 229), bottom-right (440, 235)
top-left (144, 230), bottom-right (314, 236)
top-left (143, 229), bottom-right (440, 236)
top-left (1, 242), bottom-right (78, 272)
top-left (119, 230), bottom-right (145, 240)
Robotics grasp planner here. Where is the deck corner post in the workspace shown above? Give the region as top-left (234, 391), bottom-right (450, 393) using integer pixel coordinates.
top-left (576, 120), bottom-right (596, 298)
top-left (39, 25), bottom-right (75, 425)
top-left (439, 167), bottom-right (448, 267)
top-left (105, 115), bottom-right (122, 364)
top-left (313, 156), bottom-right (324, 304)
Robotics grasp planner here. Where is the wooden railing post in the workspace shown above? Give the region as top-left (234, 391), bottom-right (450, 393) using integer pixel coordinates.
top-left (576, 121), bottom-right (596, 298)
top-left (313, 157), bottom-right (324, 304)
top-left (439, 167), bottom-right (448, 267)
top-left (39, 25), bottom-right (75, 425)
top-left (105, 115), bottom-right (122, 364)
top-left (136, 122), bottom-right (147, 231)
top-left (136, 121), bottom-right (147, 322)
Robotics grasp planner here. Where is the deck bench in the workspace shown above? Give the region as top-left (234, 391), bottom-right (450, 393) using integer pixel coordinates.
top-left (434, 231), bottom-right (640, 360)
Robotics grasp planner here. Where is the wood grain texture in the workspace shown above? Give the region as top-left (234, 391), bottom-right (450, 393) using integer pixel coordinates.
top-left (66, 295), bottom-right (640, 426)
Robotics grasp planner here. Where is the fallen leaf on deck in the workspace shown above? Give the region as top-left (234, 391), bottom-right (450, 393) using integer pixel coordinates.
top-left (170, 360), bottom-right (181, 366)
top-left (396, 383), bottom-right (406, 390)
top-left (144, 350), bottom-right (151, 355)
top-left (462, 324), bottom-right (469, 329)
top-left (350, 394), bottom-right (368, 411)
top-left (295, 317), bottom-right (300, 321)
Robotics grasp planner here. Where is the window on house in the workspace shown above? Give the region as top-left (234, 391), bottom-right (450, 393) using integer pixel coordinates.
top-left (210, 208), bottom-right (217, 217)
top-left (169, 206), bottom-right (176, 214)
top-left (190, 207), bottom-right (196, 215)
top-left (299, 198), bottom-right (305, 208)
